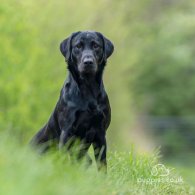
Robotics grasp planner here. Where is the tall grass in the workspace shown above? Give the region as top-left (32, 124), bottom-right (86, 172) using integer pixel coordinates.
top-left (0, 133), bottom-right (193, 195)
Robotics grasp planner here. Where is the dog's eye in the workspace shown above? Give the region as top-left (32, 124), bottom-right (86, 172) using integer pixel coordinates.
top-left (76, 43), bottom-right (82, 49)
top-left (93, 43), bottom-right (99, 49)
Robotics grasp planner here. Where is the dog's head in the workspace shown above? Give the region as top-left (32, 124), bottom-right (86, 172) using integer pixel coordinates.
top-left (60, 31), bottom-right (114, 77)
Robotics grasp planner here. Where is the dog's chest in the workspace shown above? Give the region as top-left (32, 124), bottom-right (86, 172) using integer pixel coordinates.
top-left (72, 100), bottom-right (105, 137)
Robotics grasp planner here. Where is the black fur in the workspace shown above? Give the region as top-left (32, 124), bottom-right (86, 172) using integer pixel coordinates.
top-left (30, 31), bottom-right (114, 171)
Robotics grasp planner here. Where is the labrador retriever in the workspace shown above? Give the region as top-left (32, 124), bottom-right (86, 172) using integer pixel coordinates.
top-left (30, 31), bottom-right (114, 171)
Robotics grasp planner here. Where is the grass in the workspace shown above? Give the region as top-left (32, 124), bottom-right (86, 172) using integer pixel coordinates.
top-left (164, 155), bottom-right (195, 187)
top-left (0, 133), bottom-right (194, 195)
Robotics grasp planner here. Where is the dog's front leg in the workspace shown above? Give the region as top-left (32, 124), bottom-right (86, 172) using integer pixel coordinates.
top-left (58, 107), bottom-right (77, 150)
top-left (93, 134), bottom-right (107, 172)
top-left (59, 130), bottom-right (72, 150)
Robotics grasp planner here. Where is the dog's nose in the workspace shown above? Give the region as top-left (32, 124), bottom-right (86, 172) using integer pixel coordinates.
top-left (83, 56), bottom-right (93, 66)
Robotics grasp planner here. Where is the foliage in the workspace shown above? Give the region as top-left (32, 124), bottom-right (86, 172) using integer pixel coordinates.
top-left (127, 0), bottom-right (195, 116)
top-left (0, 134), bottom-right (193, 195)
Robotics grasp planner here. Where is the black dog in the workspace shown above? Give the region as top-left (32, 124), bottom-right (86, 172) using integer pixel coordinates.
top-left (30, 31), bottom-right (114, 170)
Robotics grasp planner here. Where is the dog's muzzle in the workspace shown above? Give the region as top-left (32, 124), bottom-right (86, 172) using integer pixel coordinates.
top-left (80, 54), bottom-right (97, 73)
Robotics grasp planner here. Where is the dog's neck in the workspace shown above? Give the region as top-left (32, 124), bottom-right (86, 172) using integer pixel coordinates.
top-left (68, 71), bottom-right (104, 99)
top-left (67, 61), bottom-right (106, 87)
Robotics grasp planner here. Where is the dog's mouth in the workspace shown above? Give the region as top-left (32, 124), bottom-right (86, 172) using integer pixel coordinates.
top-left (83, 66), bottom-right (96, 73)
top-left (78, 63), bottom-right (97, 75)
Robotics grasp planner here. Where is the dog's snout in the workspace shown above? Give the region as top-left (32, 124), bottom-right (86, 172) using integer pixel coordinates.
top-left (83, 56), bottom-right (94, 66)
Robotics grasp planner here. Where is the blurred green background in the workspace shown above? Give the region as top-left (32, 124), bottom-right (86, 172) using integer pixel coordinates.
top-left (0, 0), bottom-right (195, 186)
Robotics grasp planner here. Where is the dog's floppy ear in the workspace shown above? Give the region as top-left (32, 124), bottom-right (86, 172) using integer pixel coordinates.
top-left (60, 31), bottom-right (81, 60)
top-left (104, 36), bottom-right (114, 59)
top-left (96, 32), bottom-right (114, 60)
